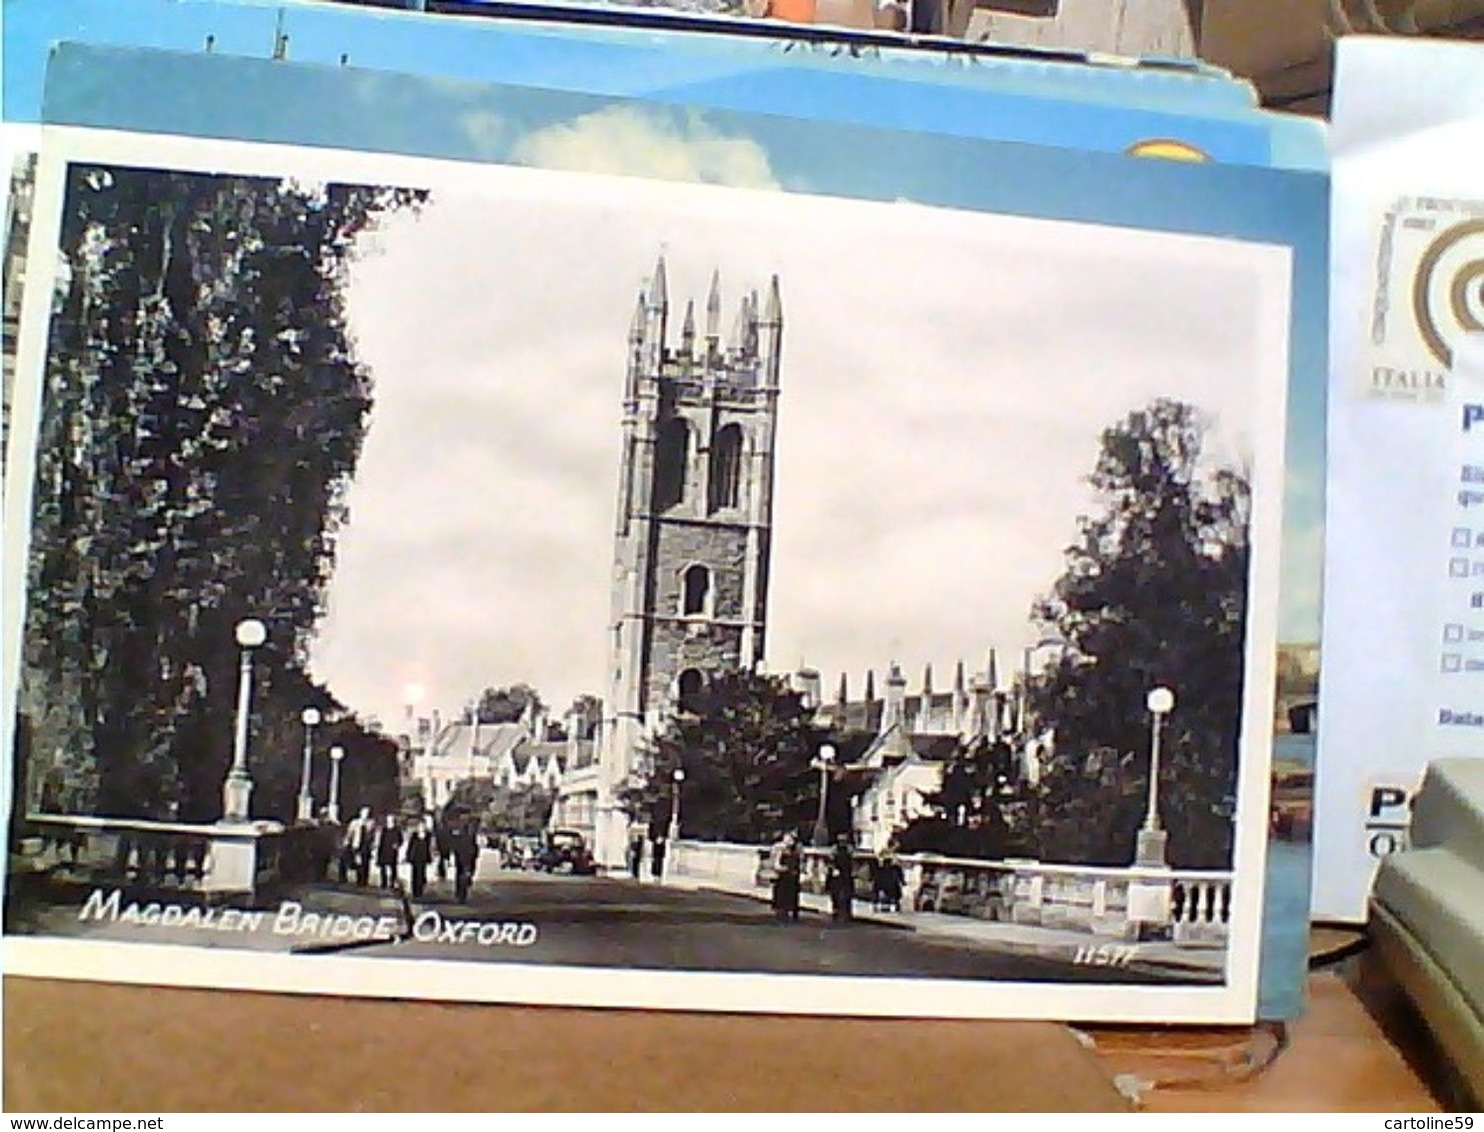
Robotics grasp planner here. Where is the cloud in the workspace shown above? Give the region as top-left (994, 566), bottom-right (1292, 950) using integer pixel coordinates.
top-left (510, 106), bottom-right (780, 190)
top-left (460, 110), bottom-right (507, 157)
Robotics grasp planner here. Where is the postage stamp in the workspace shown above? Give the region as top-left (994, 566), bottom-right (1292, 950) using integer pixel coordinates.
top-left (1362, 194), bottom-right (1484, 403)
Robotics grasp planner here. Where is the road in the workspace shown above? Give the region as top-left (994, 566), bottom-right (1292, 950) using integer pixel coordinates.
top-left (287, 870), bottom-right (1172, 984)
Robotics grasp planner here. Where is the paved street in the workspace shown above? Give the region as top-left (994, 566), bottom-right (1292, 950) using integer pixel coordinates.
top-left (12, 860), bottom-right (1219, 985)
top-left (274, 870), bottom-right (1181, 983)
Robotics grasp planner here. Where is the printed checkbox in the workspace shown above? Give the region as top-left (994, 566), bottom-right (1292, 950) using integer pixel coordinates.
top-left (1442, 653), bottom-right (1463, 672)
top-left (1451, 557), bottom-right (1471, 577)
top-left (1445, 624), bottom-right (1466, 643)
top-left (1453, 527), bottom-right (1473, 548)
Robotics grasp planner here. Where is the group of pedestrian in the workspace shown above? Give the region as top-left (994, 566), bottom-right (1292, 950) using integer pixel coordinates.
top-left (869, 849), bottom-right (905, 913)
top-left (337, 806), bottom-right (481, 902)
top-left (625, 832), bottom-right (667, 882)
top-left (765, 831), bottom-right (858, 923)
top-left (766, 832), bottom-right (906, 923)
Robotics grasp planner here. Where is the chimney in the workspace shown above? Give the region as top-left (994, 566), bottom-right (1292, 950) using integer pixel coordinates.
top-left (565, 705), bottom-right (584, 767)
top-left (953, 660), bottom-right (968, 733)
top-left (918, 663), bottom-right (935, 732)
top-left (969, 675), bottom-right (993, 740)
top-left (794, 666), bottom-right (822, 710)
top-left (882, 662), bottom-right (907, 735)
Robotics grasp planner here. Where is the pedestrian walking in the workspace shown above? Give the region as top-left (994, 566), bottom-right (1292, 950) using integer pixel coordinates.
top-left (375, 814), bottom-right (404, 889)
top-left (627, 833), bottom-right (645, 880)
top-left (434, 812), bottom-right (452, 881)
top-left (406, 817), bottom-right (434, 898)
top-left (829, 834), bottom-right (856, 923)
top-left (871, 850), bottom-right (905, 912)
top-left (448, 815), bottom-right (480, 903)
top-left (649, 836), bottom-right (667, 882)
top-left (769, 831), bottom-right (802, 923)
top-left (341, 807), bottom-right (375, 886)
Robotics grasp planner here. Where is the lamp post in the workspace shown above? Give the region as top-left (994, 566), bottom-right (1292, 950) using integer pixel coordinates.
top-left (327, 745), bottom-right (346, 824)
top-left (812, 743), bottom-right (836, 847)
top-left (1136, 686), bottom-right (1176, 867)
top-left (297, 706), bottom-right (322, 823)
top-left (222, 618), bottom-right (267, 823)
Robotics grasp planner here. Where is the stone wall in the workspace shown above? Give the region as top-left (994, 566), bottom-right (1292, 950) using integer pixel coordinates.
top-left (642, 520), bottom-right (750, 710)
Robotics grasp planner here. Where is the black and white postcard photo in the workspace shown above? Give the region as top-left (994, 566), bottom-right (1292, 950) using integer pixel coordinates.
top-left (1, 129), bottom-right (1291, 1023)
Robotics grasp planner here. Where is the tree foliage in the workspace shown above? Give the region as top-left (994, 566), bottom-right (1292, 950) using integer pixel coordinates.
top-left (18, 163), bottom-right (423, 820)
top-left (895, 738), bottom-right (1035, 859)
top-left (1027, 399), bottom-right (1249, 869)
top-left (620, 670), bottom-right (826, 843)
top-left (447, 778), bottom-right (555, 836)
top-left (466, 684), bottom-right (544, 727)
top-left (565, 693), bottom-right (603, 739)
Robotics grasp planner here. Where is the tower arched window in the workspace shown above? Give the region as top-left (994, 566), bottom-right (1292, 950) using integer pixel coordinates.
top-left (654, 417), bottom-right (690, 512)
top-left (681, 564), bottom-right (711, 617)
top-left (676, 668), bottom-right (706, 715)
top-left (708, 423), bottom-right (744, 513)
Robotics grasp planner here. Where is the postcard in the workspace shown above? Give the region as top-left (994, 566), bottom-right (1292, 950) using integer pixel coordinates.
top-left (24, 47), bottom-right (1330, 1020)
top-left (4, 2), bottom-right (1298, 169)
top-left (1, 125), bottom-right (39, 465)
top-left (334, 0), bottom-right (916, 43)
top-left (2, 125), bottom-right (1290, 1023)
top-left (1312, 36), bottom-right (1484, 923)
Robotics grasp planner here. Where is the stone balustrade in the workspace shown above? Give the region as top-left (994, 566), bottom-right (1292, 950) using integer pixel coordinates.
top-left (668, 838), bottom-right (770, 888)
top-left (669, 839), bottom-right (1232, 945)
top-left (13, 813), bottom-right (334, 902)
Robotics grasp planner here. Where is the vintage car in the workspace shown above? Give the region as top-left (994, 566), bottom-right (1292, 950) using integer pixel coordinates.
top-left (537, 828), bottom-right (598, 875)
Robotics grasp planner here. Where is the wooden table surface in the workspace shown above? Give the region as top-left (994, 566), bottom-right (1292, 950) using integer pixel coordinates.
top-left (1084, 951), bottom-right (1458, 1112)
top-left (4, 939), bottom-right (1466, 1111)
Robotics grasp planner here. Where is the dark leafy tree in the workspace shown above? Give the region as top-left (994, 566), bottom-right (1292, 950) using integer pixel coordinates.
top-left (566, 693), bottom-right (603, 738)
top-left (18, 163), bottom-right (423, 820)
top-left (316, 721), bottom-right (402, 821)
top-left (620, 670), bottom-right (827, 843)
top-left (466, 684), bottom-right (544, 726)
top-left (1027, 399), bottom-right (1250, 869)
top-left (444, 779), bottom-right (555, 836)
top-left (895, 738), bottom-right (1036, 859)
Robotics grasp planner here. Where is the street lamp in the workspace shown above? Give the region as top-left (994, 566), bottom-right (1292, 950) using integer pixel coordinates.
top-left (222, 617), bottom-right (267, 823)
top-left (297, 706), bottom-right (322, 822)
top-left (812, 743), bottom-right (836, 847)
top-left (1136, 686), bottom-right (1176, 867)
top-left (327, 745), bottom-right (346, 824)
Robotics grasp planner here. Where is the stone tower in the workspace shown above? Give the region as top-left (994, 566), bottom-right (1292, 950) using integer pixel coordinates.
top-left (594, 255), bottom-right (783, 865)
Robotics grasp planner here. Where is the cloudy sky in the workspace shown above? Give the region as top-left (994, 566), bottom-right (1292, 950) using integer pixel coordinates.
top-left (297, 153), bottom-right (1288, 730)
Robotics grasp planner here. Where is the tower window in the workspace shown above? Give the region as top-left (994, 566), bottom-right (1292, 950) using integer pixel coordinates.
top-left (708, 423), bottom-right (744, 513)
top-left (676, 668), bottom-right (705, 715)
top-left (655, 417), bottom-right (690, 511)
top-left (681, 564), bottom-right (711, 617)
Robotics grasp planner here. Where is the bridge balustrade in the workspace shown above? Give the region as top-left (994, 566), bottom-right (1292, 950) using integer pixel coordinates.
top-left (12, 813), bottom-right (333, 901)
top-left (671, 839), bottom-right (1233, 945)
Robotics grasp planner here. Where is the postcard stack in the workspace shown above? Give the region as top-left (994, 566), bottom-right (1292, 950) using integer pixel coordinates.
top-left (0, 0), bottom-right (1329, 1028)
